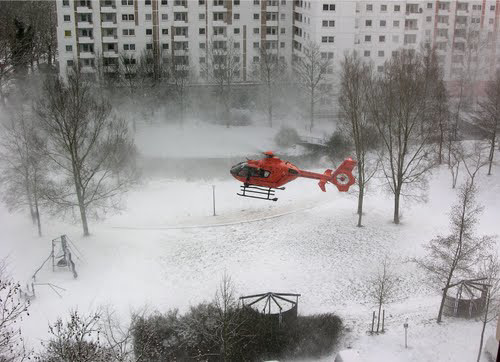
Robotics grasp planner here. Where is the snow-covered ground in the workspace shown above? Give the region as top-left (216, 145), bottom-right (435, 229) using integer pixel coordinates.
top-left (1, 122), bottom-right (499, 361)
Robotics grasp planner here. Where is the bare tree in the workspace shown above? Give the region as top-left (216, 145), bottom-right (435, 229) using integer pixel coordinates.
top-left (447, 142), bottom-right (463, 189)
top-left (202, 38), bottom-right (241, 127)
top-left (474, 70), bottom-right (500, 176)
top-left (476, 254), bottom-right (500, 362)
top-left (168, 51), bottom-right (192, 125)
top-left (368, 258), bottom-right (398, 333)
top-left (338, 52), bottom-right (379, 227)
top-left (39, 310), bottom-right (111, 362)
top-left (0, 261), bottom-right (31, 362)
top-left (0, 113), bottom-right (47, 236)
top-left (293, 41), bottom-right (332, 132)
top-left (36, 67), bottom-right (137, 236)
top-left (368, 50), bottom-right (436, 224)
top-left (416, 181), bottom-right (494, 323)
top-left (212, 274), bottom-right (249, 361)
top-left (252, 46), bottom-right (287, 127)
top-left (461, 141), bottom-right (489, 187)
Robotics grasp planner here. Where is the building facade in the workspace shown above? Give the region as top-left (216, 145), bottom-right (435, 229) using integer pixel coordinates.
top-left (57, 0), bottom-right (500, 85)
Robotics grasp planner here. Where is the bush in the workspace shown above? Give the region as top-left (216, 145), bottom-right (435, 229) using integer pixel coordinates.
top-left (230, 109), bottom-right (253, 126)
top-left (326, 131), bottom-right (352, 161)
top-left (132, 303), bottom-right (343, 361)
top-left (274, 126), bottom-right (301, 148)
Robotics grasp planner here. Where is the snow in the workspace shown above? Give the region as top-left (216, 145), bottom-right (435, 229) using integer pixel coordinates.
top-left (1, 122), bottom-right (499, 361)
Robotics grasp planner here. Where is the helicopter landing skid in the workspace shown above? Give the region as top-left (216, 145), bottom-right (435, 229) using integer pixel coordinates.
top-left (237, 184), bottom-right (285, 201)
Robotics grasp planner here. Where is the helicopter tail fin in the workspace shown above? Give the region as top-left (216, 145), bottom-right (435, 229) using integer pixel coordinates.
top-left (331, 158), bottom-right (357, 192)
top-left (318, 169), bottom-right (333, 192)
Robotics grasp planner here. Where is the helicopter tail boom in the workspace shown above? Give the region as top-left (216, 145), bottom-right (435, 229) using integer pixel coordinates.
top-left (298, 158), bottom-right (357, 192)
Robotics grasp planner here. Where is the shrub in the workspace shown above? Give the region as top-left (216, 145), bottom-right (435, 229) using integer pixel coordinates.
top-left (274, 126), bottom-right (301, 148)
top-left (326, 130), bottom-right (352, 161)
top-left (132, 304), bottom-right (343, 361)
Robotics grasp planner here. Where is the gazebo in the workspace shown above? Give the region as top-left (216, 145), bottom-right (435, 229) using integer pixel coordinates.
top-left (240, 292), bottom-right (301, 327)
top-left (443, 278), bottom-right (490, 318)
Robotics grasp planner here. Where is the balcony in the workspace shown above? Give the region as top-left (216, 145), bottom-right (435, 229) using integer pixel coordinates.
top-left (77, 21), bottom-right (93, 28)
top-left (174, 49), bottom-right (189, 56)
top-left (79, 51), bottom-right (95, 58)
top-left (213, 5), bottom-right (227, 12)
top-left (101, 21), bottom-right (117, 28)
top-left (100, 6), bottom-right (116, 12)
top-left (78, 36), bottom-right (94, 43)
top-left (266, 20), bottom-right (278, 27)
top-left (80, 66), bottom-right (95, 73)
top-left (173, 34), bottom-right (188, 41)
top-left (173, 20), bottom-right (188, 26)
top-left (103, 51), bottom-right (119, 57)
top-left (213, 19), bottom-right (226, 27)
top-left (102, 35), bottom-right (118, 42)
top-left (265, 34), bottom-right (279, 41)
top-left (404, 26), bottom-right (419, 31)
top-left (76, 6), bottom-right (93, 13)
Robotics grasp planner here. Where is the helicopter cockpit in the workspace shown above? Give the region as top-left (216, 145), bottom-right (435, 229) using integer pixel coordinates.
top-left (230, 162), bottom-right (271, 178)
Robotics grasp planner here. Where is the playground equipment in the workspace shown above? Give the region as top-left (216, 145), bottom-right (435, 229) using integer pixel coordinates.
top-left (23, 235), bottom-right (81, 299)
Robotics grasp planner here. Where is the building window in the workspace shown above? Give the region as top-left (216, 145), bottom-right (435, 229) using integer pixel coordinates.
top-left (322, 20), bottom-right (335, 27)
top-left (199, 28), bottom-right (205, 34)
top-left (199, 0), bottom-right (205, 4)
top-left (365, 20), bottom-right (372, 26)
top-left (146, 29), bottom-right (152, 35)
top-left (146, 43), bottom-right (153, 49)
top-left (67, 59), bottom-right (74, 66)
top-left (379, 35), bottom-right (385, 42)
top-left (162, 28), bottom-right (168, 35)
top-left (322, 4), bottom-right (335, 11)
top-left (66, 45), bottom-right (72, 52)
top-left (162, 14), bottom-right (168, 20)
top-left (234, 27), bottom-right (240, 34)
top-left (64, 30), bottom-right (71, 37)
top-left (234, 42), bottom-right (240, 48)
top-left (145, 0), bottom-right (151, 5)
top-left (254, 0), bottom-right (259, 4)
top-left (489, 18), bottom-right (494, 24)
top-left (234, 0), bottom-right (240, 4)
top-left (253, 27), bottom-right (259, 34)
top-left (145, 14), bottom-right (152, 21)
top-left (62, 0), bottom-right (69, 6)
top-left (200, 57), bottom-right (205, 64)
top-left (491, 5), bottom-right (495, 11)
top-left (63, 15), bottom-right (70, 22)
top-left (377, 65), bottom-right (384, 72)
top-left (365, 35), bottom-right (371, 42)
top-left (199, 13), bottom-right (205, 20)
top-left (253, 56), bottom-right (259, 62)
top-left (161, 0), bottom-right (168, 4)
top-left (393, 20), bottom-right (399, 27)
top-left (234, 13), bottom-right (240, 19)
top-left (253, 41), bottom-right (259, 48)
top-left (280, 41), bottom-right (285, 48)
top-left (426, 16), bottom-right (432, 22)
top-left (122, 14), bottom-right (134, 21)
top-left (162, 43), bottom-right (169, 49)
top-left (199, 42), bottom-right (205, 49)
top-left (364, 50), bottom-right (370, 57)
top-left (378, 50), bottom-right (384, 57)
top-left (366, 4), bottom-right (373, 11)
top-left (394, 4), bottom-right (400, 11)
top-left (281, 27), bottom-right (285, 33)
top-left (254, 13), bottom-right (259, 20)
top-left (381, 4), bottom-right (387, 11)
top-left (380, 20), bottom-right (386, 26)
top-left (122, 0), bottom-right (134, 5)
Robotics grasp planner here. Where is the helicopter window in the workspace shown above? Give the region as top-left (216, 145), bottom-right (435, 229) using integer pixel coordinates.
top-left (237, 166), bottom-right (270, 178)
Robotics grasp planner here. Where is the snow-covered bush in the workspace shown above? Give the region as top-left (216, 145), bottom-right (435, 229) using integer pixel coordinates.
top-left (37, 311), bottom-right (112, 362)
top-left (326, 131), bottom-right (352, 161)
top-left (274, 126), bottom-right (301, 148)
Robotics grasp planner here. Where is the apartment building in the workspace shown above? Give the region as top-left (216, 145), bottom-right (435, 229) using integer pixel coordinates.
top-left (56, 0), bottom-right (294, 81)
top-left (292, 0), bottom-right (500, 82)
top-left (57, 0), bottom-right (500, 91)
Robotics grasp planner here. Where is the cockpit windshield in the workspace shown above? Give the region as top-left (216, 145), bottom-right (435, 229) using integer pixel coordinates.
top-left (230, 163), bottom-right (270, 178)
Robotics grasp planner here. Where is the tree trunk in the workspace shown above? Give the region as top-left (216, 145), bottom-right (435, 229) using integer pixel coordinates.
top-left (376, 302), bottom-right (382, 333)
top-left (357, 184), bottom-right (364, 227)
top-left (477, 295), bottom-right (490, 362)
top-left (488, 132), bottom-right (495, 176)
top-left (438, 123), bottom-right (444, 164)
top-left (310, 91), bottom-right (314, 132)
top-left (72, 162), bottom-right (90, 236)
top-left (393, 187), bottom-right (401, 224)
top-left (437, 286), bottom-right (448, 323)
top-left (35, 198), bottom-right (42, 237)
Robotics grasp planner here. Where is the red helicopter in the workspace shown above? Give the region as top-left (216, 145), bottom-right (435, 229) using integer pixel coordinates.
top-left (230, 151), bottom-right (357, 201)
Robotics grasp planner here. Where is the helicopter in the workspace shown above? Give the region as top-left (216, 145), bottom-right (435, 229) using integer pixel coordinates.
top-left (230, 151), bottom-right (356, 201)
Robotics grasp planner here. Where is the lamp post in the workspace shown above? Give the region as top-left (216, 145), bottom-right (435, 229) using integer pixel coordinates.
top-left (404, 319), bottom-right (409, 349)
